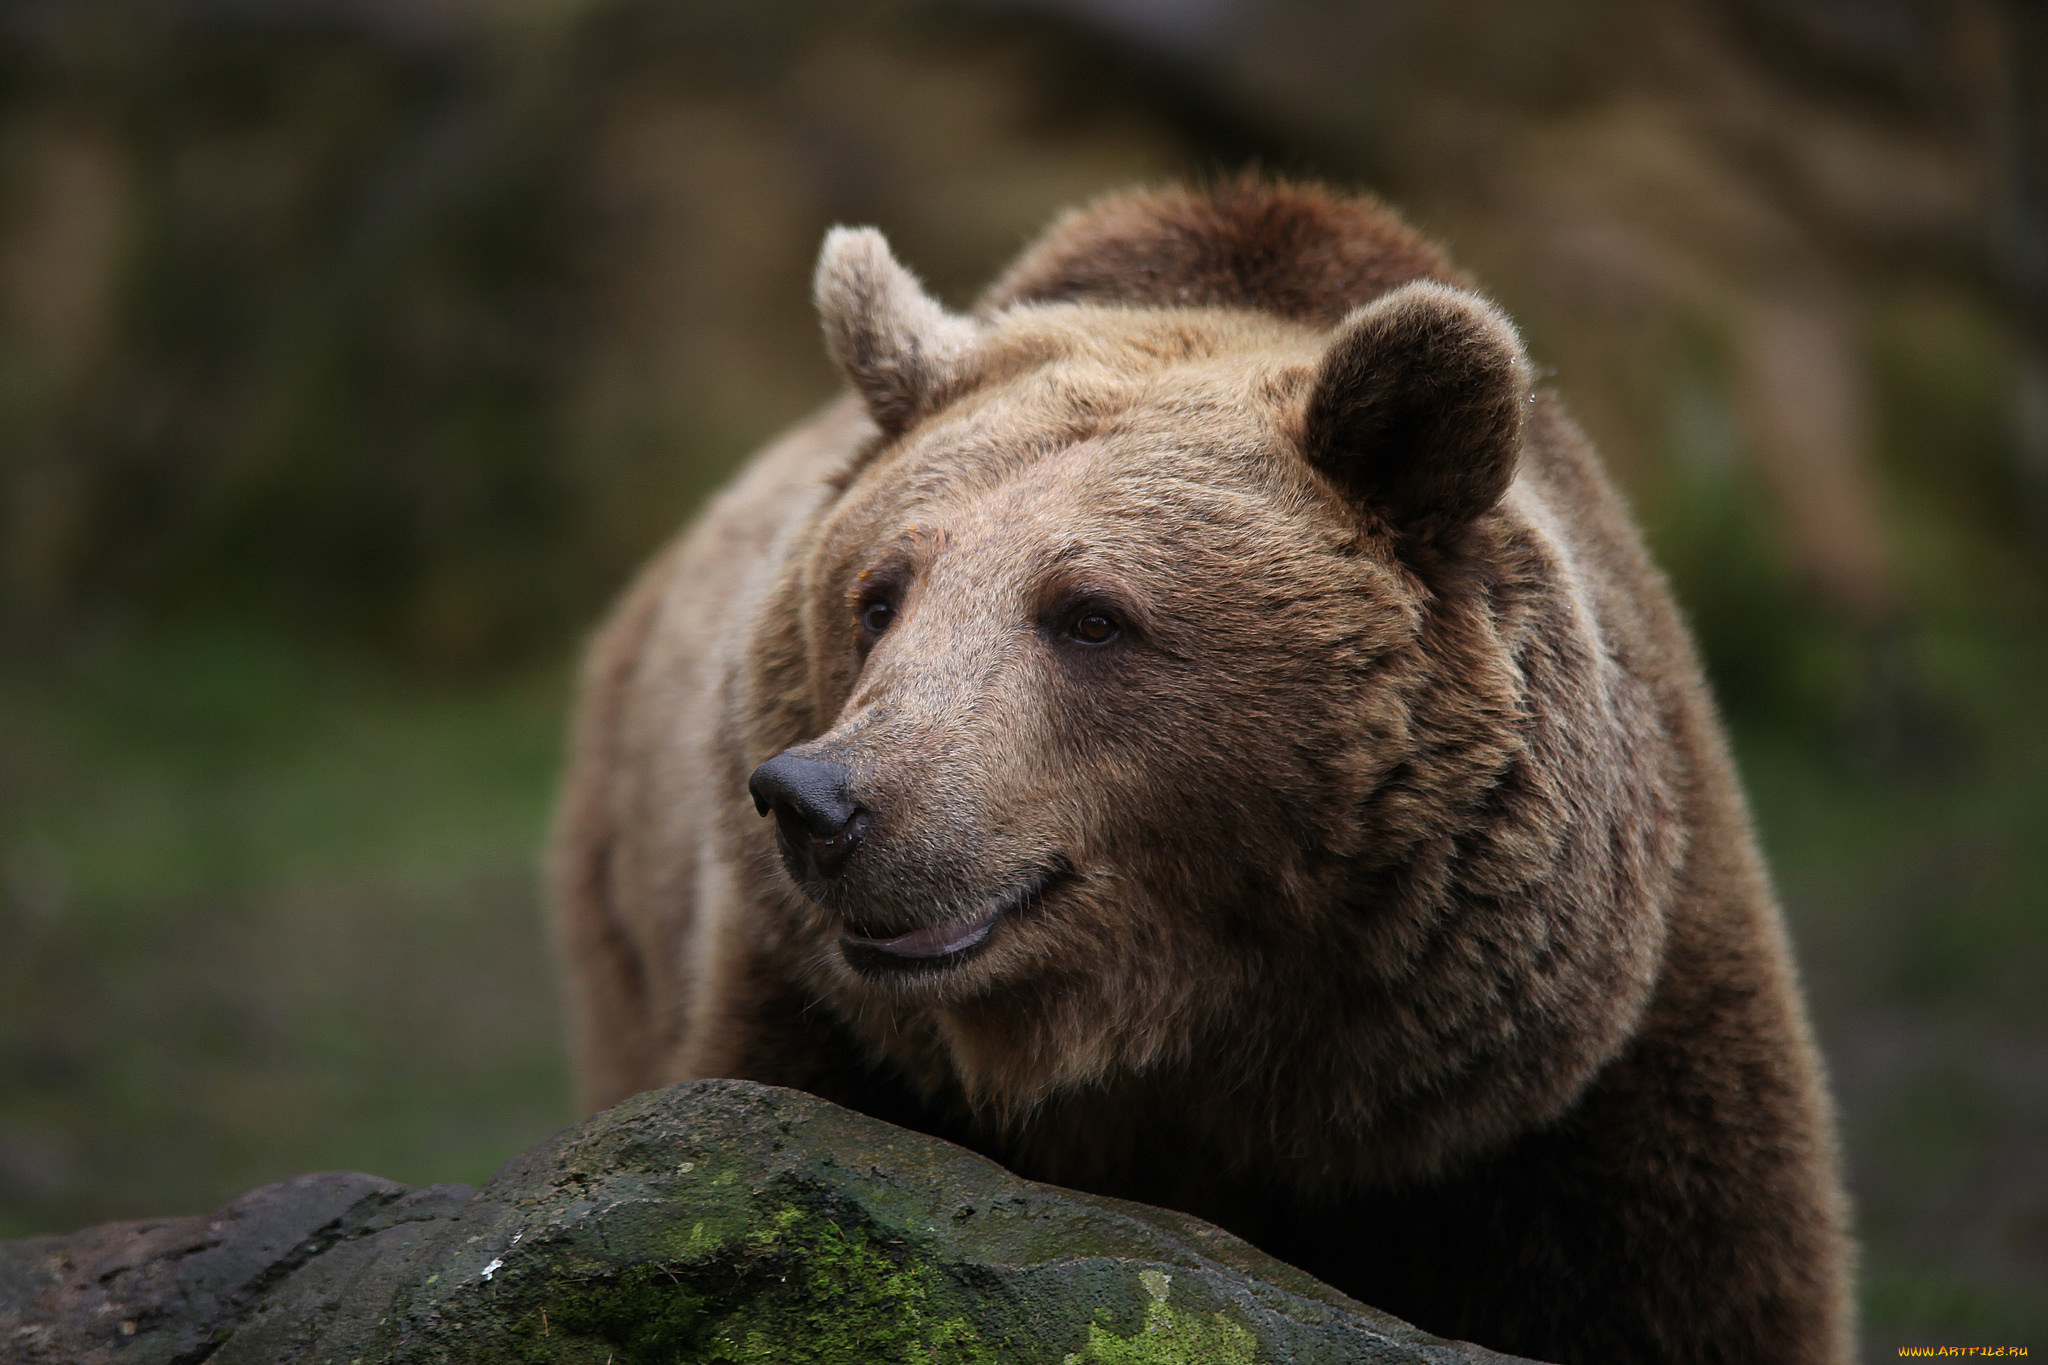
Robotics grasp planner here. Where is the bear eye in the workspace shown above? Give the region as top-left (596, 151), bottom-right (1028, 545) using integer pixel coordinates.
top-left (859, 598), bottom-right (897, 637)
top-left (1067, 611), bottom-right (1120, 645)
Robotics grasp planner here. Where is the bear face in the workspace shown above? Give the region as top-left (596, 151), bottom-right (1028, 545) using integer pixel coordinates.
top-left (740, 235), bottom-right (1680, 1180)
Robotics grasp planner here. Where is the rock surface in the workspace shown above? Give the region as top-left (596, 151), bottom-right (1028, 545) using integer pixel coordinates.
top-left (0, 1080), bottom-right (1542, 1363)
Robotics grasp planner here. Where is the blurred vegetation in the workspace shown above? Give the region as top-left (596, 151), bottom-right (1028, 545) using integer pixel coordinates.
top-left (1, 1), bottom-right (2044, 1359)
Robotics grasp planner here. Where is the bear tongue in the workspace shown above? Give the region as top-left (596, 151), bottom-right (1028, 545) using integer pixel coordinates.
top-left (843, 904), bottom-right (1000, 958)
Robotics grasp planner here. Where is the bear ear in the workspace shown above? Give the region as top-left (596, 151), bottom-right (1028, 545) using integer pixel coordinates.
top-left (814, 227), bottom-right (981, 439)
top-left (1301, 281), bottom-right (1534, 542)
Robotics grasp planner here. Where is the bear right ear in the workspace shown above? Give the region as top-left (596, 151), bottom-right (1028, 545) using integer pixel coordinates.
top-left (815, 227), bottom-right (981, 439)
top-left (1301, 281), bottom-right (1534, 542)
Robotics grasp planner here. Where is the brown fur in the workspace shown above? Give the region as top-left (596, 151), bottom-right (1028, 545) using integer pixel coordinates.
top-left (550, 180), bottom-right (1853, 1364)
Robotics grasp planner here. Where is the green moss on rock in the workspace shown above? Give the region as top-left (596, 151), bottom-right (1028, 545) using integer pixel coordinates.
top-left (496, 1203), bottom-right (993, 1365)
top-left (1064, 1270), bottom-right (1259, 1365)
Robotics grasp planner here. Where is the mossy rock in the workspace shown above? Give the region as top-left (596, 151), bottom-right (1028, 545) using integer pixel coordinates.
top-left (0, 1079), bottom-right (1539, 1364)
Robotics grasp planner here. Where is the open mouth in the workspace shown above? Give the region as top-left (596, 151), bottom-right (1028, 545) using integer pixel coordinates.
top-left (839, 862), bottom-right (1064, 971)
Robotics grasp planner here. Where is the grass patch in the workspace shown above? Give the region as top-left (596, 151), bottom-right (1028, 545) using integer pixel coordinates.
top-left (0, 623), bottom-right (575, 1236)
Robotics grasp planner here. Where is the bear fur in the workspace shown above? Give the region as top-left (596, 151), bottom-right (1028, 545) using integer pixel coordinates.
top-left (551, 180), bottom-right (1854, 1365)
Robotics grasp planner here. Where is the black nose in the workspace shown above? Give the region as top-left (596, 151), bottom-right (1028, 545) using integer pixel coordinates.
top-left (747, 752), bottom-right (868, 877)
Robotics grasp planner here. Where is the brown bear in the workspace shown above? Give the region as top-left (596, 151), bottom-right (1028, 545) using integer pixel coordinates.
top-left (550, 180), bottom-right (1854, 1365)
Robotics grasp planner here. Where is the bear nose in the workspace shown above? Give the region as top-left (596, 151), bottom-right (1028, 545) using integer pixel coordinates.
top-left (747, 752), bottom-right (868, 877)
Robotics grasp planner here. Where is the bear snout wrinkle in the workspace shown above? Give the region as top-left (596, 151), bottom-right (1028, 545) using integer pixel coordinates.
top-left (748, 751), bottom-right (868, 877)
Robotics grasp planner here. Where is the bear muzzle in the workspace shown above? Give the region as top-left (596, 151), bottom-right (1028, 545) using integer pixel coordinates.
top-left (750, 747), bottom-right (1072, 976)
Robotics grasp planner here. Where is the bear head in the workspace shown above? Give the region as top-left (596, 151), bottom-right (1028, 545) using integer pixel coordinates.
top-left (740, 221), bottom-right (1680, 1185)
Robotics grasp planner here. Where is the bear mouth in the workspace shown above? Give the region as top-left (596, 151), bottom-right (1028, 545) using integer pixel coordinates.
top-left (839, 862), bottom-right (1065, 974)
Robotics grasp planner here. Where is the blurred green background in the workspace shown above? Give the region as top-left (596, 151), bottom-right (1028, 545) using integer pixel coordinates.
top-left (1, 0), bottom-right (2043, 1357)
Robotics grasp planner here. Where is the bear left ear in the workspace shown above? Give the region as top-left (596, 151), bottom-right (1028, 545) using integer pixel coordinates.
top-left (815, 227), bottom-right (982, 439)
top-left (1301, 281), bottom-right (1534, 541)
